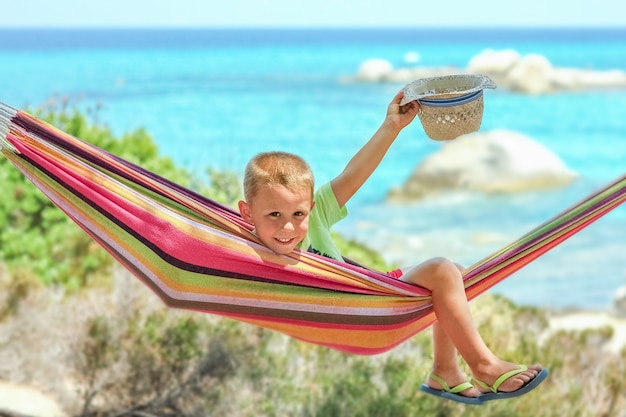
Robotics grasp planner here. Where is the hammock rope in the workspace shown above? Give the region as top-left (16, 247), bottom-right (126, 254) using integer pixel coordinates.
top-left (1, 102), bottom-right (625, 355)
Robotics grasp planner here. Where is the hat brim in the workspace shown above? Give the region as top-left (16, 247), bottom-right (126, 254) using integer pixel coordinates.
top-left (400, 74), bottom-right (496, 106)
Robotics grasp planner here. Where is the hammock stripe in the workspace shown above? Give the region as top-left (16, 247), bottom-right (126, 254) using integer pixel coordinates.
top-left (1, 102), bottom-right (625, 355)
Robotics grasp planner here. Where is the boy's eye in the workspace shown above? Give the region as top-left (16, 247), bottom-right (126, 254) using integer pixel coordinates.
top-left (294, 211), bottom-right (305, 217)
top-left (269, 212), bottom-right (280, 217)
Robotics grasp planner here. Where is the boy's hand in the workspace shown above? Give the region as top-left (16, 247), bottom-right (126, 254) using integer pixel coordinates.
top-left (386, 91), bottom-right (420, 130)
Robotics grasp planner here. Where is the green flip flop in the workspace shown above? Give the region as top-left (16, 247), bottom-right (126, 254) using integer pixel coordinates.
top-left (420, 372), bottom-right (482, 405)
top-left (472, 365), bottom-right (549, 402)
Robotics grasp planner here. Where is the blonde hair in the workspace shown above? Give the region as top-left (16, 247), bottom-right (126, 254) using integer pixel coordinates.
top-left (243, 152), bottom-right (314, 202)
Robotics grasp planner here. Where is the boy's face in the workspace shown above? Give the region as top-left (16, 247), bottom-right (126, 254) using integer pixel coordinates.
top-left (238, 184), bottom-right (314, 256)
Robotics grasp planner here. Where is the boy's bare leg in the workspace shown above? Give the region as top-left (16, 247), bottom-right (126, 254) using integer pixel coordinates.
top-left (402, 257), bottom-right (542, 393)
top-left (428, 322), bottom-right (481, 397)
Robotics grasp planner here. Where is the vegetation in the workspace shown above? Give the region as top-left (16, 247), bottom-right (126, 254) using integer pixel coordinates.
top-left (0, 106), bottom-right (625, 416)
top-left (0, 104), bottom-right (240, 290)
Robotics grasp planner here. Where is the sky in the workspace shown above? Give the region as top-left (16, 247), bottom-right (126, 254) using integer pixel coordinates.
top-left (1, 0), bottom-right (625, 28)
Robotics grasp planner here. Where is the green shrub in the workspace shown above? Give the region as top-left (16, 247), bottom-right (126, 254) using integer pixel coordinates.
top-left (0, 105), bottom-right (242, 289)
top-left (74, 310), bottom-right (238, 416)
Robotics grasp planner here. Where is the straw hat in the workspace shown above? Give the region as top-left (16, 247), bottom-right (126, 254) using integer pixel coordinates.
top-left (401, 74), bottom-right (497, 141)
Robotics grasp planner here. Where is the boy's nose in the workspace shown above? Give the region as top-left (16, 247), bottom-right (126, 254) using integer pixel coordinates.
top-left (282, 221), bottom-right (295, 232)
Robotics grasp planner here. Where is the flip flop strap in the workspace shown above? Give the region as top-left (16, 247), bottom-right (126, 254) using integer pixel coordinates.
top-left (428, 372), bottom-right (474, 394)
top-left (473, 365), bottom-right (529, 393)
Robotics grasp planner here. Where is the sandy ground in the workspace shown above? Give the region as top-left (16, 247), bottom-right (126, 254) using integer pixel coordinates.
top-left (0, 381), bottom-right (66, 417)
top-left (544, 310), bottom-right (626, 353)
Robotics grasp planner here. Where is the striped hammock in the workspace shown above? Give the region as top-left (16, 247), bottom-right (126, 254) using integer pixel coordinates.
top-left (1, 102), bottom-right (625, 355)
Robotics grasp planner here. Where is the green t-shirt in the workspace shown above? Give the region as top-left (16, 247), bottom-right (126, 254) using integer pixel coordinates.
top-left (298, 181), bottom-right (347, 261)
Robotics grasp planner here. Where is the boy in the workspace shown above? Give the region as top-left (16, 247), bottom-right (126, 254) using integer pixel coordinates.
top-left (238, 91), bottom-right (547, 404)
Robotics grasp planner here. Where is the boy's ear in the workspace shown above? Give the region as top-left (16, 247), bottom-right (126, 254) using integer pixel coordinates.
top-left (238, 200), bottom-right (253, 223)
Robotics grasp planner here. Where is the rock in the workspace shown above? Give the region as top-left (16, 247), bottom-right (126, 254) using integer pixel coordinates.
top-left (356, 58), bottom-right (394, 82)
top-left (467, 48), bottom-right (521, 75)
top-left (0, 381), bottom-right (66, 417)
top-left (380, 66), bottom-right (459, 83)
top-left (551, 68), bottom-right (626, 91)
top-left (507, 53), bottom-right (554, 95)
top-left (351, 49), bottom-right (626, 95)
top-left (388, 130), bottom-right (578, 201)
top-left (346, 58), bottom-right (459, 84)
top-left (381, 67), bottom-right (415, 83)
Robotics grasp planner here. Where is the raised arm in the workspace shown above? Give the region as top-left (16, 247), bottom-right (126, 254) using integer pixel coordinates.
top-left (330, 91), bottom-right (419, 208)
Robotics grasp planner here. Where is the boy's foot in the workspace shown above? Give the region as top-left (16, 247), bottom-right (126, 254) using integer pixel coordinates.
top-left (472, 365), bottom-right (549, 402)
top-left (420, 371), bottom-right (482, 405)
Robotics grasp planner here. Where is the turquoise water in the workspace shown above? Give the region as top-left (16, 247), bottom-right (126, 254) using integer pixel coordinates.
top-left (1, 28), bottom-right (625, 310)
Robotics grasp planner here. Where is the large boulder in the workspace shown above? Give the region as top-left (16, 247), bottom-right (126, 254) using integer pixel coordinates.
top-left (388, 130), bottom-right (578, 201)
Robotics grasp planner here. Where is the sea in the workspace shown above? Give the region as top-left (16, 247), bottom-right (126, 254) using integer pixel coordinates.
top-left (0, 27), bottom-right (625, 311)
